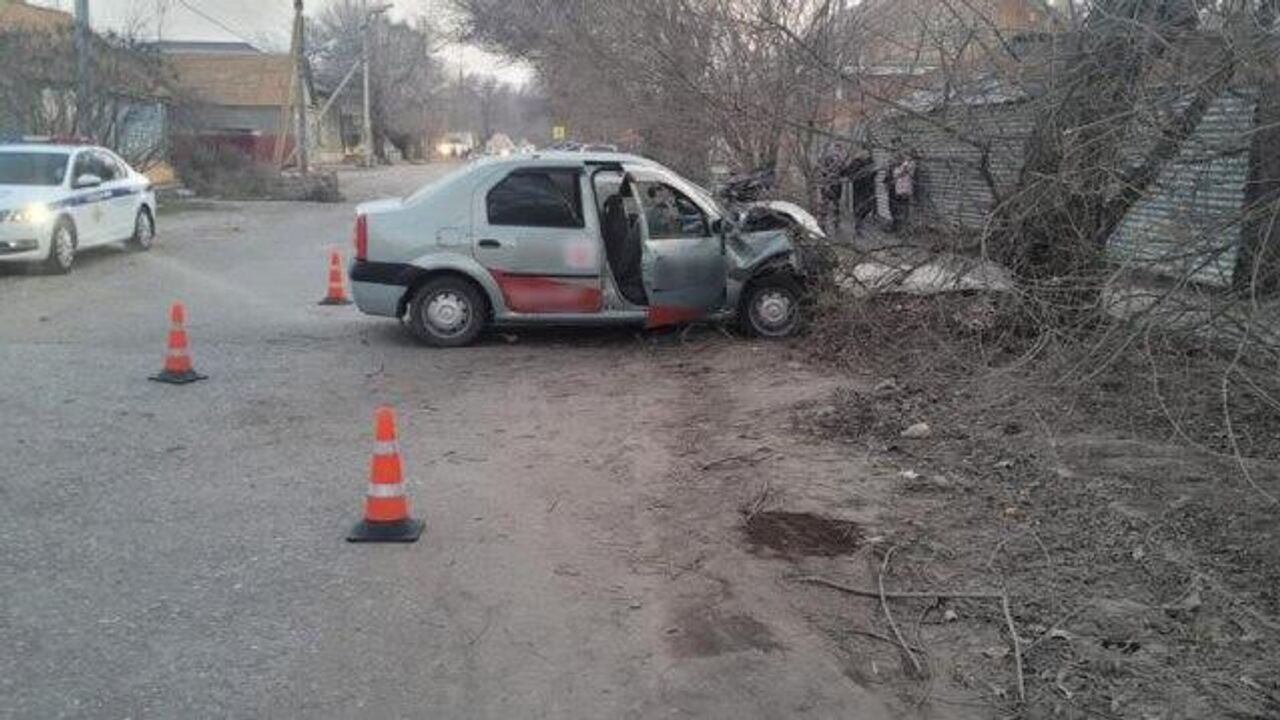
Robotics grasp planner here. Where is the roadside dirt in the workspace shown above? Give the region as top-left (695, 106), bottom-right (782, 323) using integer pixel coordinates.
top-left (788, 294), bottom-right (1280, 719)
top-left (624, 294), bottom-right (1279, 719)
top-left (617, 325), bottom-right (993, 719)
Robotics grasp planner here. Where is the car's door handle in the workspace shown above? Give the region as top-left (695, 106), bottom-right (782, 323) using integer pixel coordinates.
top-left (478, 239), bottom-right (502, 249)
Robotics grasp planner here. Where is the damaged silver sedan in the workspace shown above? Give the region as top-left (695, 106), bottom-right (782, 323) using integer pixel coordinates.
top-left (349, 151), bottom-right (827, 347)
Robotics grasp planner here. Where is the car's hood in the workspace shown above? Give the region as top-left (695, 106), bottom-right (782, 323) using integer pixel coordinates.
top-left (747, 200), bottom-right (826, 239)
top-left (0, 185), bottom-right (63, 210)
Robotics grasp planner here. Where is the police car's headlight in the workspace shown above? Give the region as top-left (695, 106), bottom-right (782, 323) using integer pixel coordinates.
top-left (9, 203), bottom-right (51, 225)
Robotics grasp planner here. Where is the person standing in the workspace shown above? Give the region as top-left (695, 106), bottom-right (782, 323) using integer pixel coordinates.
top-left (818, 146), bottom-right (846, 232)
top-left (846, 155), bottom-right (876, 235)
top-left (891, 154), bottom-right (917, 232)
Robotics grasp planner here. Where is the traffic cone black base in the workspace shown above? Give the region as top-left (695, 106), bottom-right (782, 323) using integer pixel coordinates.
top-left (347, 518), bottom-right (424, 543)
top-left (317, 296), bottom-right (353, 306)
top-left (149, 369), bottom-right (208, 385)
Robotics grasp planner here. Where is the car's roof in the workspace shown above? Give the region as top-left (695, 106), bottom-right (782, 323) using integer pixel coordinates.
top-left (0, 143), bottom-right (89, 154)
top-left (473, 151), bottom-right (656, 169)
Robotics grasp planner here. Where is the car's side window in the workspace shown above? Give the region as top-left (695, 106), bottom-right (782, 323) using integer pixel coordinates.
top-left (92, 151), bottom-right (119, 182)
top-left (71, 152), bottom-right (95, 184)
top-left (635, 182), bottom-right (708, 239)
top-left (103, 153), bottom-right (128, 180)
top-left (486, 169), bottom-right (583, 228)
top-left (741, 209), bottom-right (789, 233)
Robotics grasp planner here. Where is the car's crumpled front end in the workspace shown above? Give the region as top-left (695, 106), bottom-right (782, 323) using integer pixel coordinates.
top-left (723, 201), bottom-right (835, 306)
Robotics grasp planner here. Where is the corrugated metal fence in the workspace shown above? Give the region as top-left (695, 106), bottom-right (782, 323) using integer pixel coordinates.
top-left (1108, 91), bottom-right (1254, 286)
top-left (873, 102), bottom-right (1036, 231)
top-left (869, 89), bottom-right (1256, 286)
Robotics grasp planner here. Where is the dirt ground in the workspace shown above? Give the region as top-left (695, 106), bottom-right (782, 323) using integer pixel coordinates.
top-left (783, 292), bottom-right (1280, 719)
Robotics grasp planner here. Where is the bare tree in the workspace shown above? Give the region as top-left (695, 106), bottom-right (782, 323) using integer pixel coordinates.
top-left (0, 23), bottom-right (168, 168)
top-left (455, 0), bottom-right (855, 186)
top-left (309, 3), bottom-right (446, 161)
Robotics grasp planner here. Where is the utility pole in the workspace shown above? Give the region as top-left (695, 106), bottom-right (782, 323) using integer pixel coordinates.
top-left (361, 3), bottom-right (391, 168)
top-left (74, 0), bottom-right (90, 136)
top-left (362, 16), bottom-right (372, 168)
top-left (292, 0), bottom-right (309, 175)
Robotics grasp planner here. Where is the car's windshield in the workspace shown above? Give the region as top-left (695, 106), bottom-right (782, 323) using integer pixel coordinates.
top-left (0, 152), bottom-right (70, 186)
top-left (682, 180), bottom-right (723, 218)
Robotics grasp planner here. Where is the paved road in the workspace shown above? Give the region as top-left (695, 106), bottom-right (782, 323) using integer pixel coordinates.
top-left (0, 165), bottom-right (893, 719)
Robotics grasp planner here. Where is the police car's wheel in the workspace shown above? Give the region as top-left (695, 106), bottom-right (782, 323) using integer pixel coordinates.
top-left (740, 274), bottom-right (803, 338)
top-left (407, 276), bottom-right (487, 348)
top-left (43, 219), bottom-right (76, 275)
top-left (128, 208), bottom-right (154, 252)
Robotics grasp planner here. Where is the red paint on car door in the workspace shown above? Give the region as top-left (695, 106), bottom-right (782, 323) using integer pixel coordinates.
top-left (488, 270), bottom-right (603, 313)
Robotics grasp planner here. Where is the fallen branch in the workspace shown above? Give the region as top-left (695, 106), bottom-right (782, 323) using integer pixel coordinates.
top-left (795, 575), bottom-right (1003, 600)
top-left (798, 573), bottom-right (1024, 701)
top-left (879, 547), bottom-right (925, 677)
top-left (1002, 592), bottom-right (1026, 704)
top-left (848, 626), bottom-right (925, 653)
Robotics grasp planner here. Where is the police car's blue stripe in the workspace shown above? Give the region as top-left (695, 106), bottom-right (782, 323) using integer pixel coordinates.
top-left (47, 186), bottom-right (142, 211)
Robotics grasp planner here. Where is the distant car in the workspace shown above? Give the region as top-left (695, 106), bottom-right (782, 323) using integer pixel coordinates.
top-left (580, 143), bottom-right (618, 153)
top-left (348, 151), bottom-right (827, 347)
top-left (0, 142), bottom-right (156, 273)
top-left (437, 132), bottom-right (476, 159)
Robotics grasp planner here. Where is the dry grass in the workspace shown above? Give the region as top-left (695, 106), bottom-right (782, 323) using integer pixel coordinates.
top-left (799, 290), bottom-right (1280, 718)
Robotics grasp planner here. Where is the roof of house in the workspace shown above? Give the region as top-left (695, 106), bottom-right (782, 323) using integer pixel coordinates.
top-left (154, 40), bottom-right (262, 55)
top-left (0, 0), bottom-right (75, 33)
top-left (166, 52), bottom-right (300, 108)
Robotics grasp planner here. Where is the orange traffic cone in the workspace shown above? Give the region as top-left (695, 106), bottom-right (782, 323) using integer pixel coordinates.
top-left (318, 250), bottom-right (352, 306)
top-left (347, 406), bottom-right (424, 543)
top-left (149, 301), bottom-right (207, 385)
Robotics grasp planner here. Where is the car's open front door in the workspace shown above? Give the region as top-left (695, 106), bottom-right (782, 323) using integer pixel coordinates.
top-left (625, 170), bottom-right (726, 327)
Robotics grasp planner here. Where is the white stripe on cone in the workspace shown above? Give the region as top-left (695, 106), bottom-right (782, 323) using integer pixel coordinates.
top-left (367, 483), bottom-right (404, 498)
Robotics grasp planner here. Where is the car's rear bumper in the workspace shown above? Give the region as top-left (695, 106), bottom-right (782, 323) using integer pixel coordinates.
top-left (350, 261), bottom-right (410, 317)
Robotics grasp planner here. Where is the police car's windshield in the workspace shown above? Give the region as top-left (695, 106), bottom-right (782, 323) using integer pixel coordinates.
top-left (0, 152), bottom-right (70, 186)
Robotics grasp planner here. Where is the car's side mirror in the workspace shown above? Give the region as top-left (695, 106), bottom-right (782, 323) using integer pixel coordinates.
top-left (73, 174), bottom-right (102, 189)
top-left (711, 218), bottom-right (726, 235)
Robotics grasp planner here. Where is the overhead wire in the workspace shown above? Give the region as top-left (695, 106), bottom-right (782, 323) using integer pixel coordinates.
top-left (172, 0), bottom-right (260, 46)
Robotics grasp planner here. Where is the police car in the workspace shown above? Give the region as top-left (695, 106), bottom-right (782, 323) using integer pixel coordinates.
top-left (0, 140), bottom-right (157, 273)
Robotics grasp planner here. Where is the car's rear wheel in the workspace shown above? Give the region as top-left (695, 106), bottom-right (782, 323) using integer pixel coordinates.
top-left (43, 219), bottom-right (76, 275)
top-left (128, 208), bottom-right (154, 251)
top-left (407, 276), bottom-right (487, 347)
top-left (740, 274), bottom-right (803, 338)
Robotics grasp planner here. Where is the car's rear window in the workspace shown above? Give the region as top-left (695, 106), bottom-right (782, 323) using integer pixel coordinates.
top-left (0, 152), bottom-right (70, 186)
top-left (404, 162), bottom-right (478, 204)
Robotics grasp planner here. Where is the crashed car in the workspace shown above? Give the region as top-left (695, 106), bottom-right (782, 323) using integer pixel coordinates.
top-left (349, 152), bottom-right (827, 347)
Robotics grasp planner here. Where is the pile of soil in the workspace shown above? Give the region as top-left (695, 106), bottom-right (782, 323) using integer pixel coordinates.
top-left (744, 511), bottom-right (863, 558)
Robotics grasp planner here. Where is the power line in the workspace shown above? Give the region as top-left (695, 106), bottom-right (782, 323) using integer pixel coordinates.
top-left (172, 0), bottom-right (259, 46)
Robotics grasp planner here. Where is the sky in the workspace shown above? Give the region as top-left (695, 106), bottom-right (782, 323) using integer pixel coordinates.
top-left (27, 0), bottom-right (532, 84)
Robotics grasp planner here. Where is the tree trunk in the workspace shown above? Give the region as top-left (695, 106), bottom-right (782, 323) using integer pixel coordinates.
top-left (1234, 4), bottom-right (1280, 296)
top-left (990, 0), bottom-right (1202, 278)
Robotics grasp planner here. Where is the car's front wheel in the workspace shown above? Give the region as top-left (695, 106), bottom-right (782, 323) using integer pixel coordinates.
top-left (740, 274), bottom-right (804, 338)
top-left (128, 208), bottom-right (154, 252)
top-left (407, 276), bottom-right (488, 347)
top-left (43, 218), bottom-right (76, 274)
